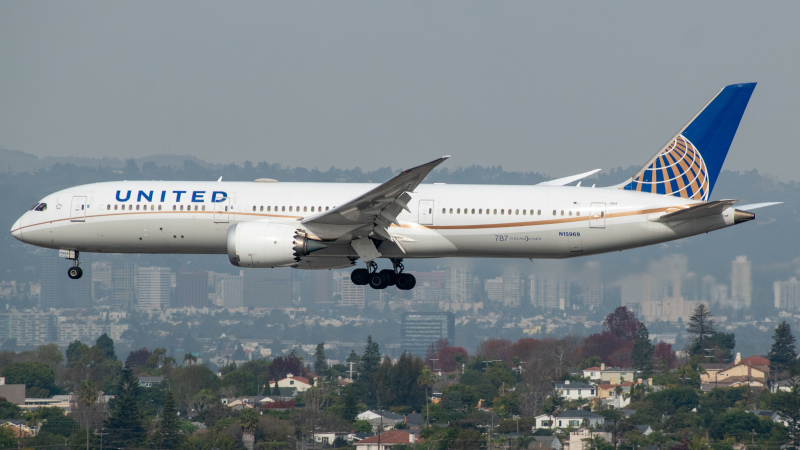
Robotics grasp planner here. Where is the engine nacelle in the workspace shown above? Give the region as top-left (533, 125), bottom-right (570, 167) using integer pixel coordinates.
top-left (226, 222), bottom-right (326, 268)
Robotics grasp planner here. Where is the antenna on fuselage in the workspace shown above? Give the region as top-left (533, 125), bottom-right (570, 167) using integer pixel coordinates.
top-left (217, 176), bottom-right (223, 182)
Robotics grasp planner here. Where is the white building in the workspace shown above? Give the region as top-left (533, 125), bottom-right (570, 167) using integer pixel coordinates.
top-left (775, 277), bottom-right (800, 311)
top-left (729, 255), bottom-right (752, 310)
top-left (136, 266), bottom-right (172, 310)
top-left (534, 410), bottom-right (605, 430)
top-left (554, 380), bottom-right (596, 400)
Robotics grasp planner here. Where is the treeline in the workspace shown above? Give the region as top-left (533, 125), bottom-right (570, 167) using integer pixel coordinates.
top-left (2, 306), bottom-right (800, 448)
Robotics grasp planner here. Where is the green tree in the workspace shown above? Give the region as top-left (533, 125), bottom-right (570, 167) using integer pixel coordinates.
top-left (342, 388), bottom-right (358, 422)
top-left (687, 304), bottom-right (716, 358)
top-left (0, 361), bottom-right (59, 397)
top-left (631, 322), bottom-right (655, 374)
top-left (158, 390), bottom-right (183, 449)
top-left (314, 342), bottom-right (328, 376)
top-left (769, 385), bottom-right (800, 446)
top-left (105, 363), bottom-right (146, 448)
top-left (357, 335), bottom-right (381, 407)
top-left (0, 398), bottom-right (21, 420)
top-left (0, 427), bottom-right (16, 449)
top-left (768, 321), bottom-right (797, 379)
top-left (96, 333), bottom-right (117, 360)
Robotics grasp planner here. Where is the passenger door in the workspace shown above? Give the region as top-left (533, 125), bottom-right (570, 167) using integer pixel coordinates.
top-left (70, 196), bottom-right (87, 222)
top-left (418, 200), bottom-right (434, 225)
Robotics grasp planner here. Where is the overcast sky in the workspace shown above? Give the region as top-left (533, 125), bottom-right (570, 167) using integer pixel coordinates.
top-left (2, 2), bottom-right (799, 182)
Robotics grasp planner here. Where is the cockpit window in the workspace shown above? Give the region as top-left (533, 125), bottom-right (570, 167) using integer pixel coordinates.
top-left (33, 203), bottom-right (47, 211)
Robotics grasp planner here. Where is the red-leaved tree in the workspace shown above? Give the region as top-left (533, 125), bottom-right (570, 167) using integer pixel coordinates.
top-left (603, 306), bottom-right (641, 341)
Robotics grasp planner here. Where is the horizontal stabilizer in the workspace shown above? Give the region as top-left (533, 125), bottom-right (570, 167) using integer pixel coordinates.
top-left (653, 199), bottom-right (738, 222)
top-left (537, 169), bottom-right (601, 186)
top-left (736, 202), bottom-right (783, 211)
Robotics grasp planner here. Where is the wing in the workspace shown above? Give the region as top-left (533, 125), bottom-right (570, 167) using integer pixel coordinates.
top-left (302, 156), bottom-right (449, 244)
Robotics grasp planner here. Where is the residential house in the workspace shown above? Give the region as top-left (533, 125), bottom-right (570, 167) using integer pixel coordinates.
top-left (565, 428), bottom-right (611, 450)
top-left (597, 381), bottom-right (637, 408)
top-left (356, 410), bottom-right (406, 432)
top-left (355, 429), bottom-right (420, 450)
top-left (269, 374), bottom-right (313, 393)
top-left (582, 364), bottom-right (638, 384)
top-left (747, 410), bottom-right (789, 427)
top-left (314, 431), bottom-right (354, 446)
top-left (533, 435), bottom-right (563, 449)
top-left (534, 410), bottom-right (605, 430)
top-left (555, 380), bottom-right (596, 401)
top-left (700, 354), bottom-right (769, 390)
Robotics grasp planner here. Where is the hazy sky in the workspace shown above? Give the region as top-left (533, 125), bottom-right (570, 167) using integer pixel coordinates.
top-left (2, 2), bottom-right (799, 181)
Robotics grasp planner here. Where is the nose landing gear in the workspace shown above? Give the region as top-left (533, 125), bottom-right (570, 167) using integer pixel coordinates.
top-left (350, 259), bottom-right (416, 290)
top-left (62, 250), bottom-right (83, 279)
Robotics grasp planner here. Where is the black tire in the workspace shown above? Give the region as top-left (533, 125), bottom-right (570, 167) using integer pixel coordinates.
top-left (379, 269), bottom-right (396, 286)
top-left (68, 267), bottom-right (83, 280)
top-left (407, 273), bottom-right (416, 290)
top-left (368, 272), bottom-right (389, 290)
top-left (396, 273), bottom-right (414, 290)
top-left (351, 268), bottom-right (369, 285)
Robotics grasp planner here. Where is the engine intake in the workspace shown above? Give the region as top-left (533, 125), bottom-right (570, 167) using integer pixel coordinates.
top-left (227, 222), bottom-right (327, 268)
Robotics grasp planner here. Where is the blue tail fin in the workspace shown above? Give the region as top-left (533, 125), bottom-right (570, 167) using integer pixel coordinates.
top-left (620, 83), bottom-right (756, 201)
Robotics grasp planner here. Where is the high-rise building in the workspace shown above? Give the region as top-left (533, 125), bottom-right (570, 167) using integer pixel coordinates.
top-left (484, 277), bottom-right (503, 303)
top-left (136, 266), bottom-right (172, 310)
top-left (111, 255), bottom-right (135, 310)
top-left (336, 272), bottom-right (365, 308)
top-left (774, 277), bottom-right (800, 311)
top-left (530, 276), bottom-right (569, 310)
top-left (401, 312), bottom-right (455, 356)
top-left (730, 255), bottom-right (752, 310)
top-left (0, 311), bottom-right (56, 346)
top-left (444, 264), bottom-right (473, 304)
top-left (217, 273), bottom-right (244, 308)
top-left (243, 269), bottom-right (292, 309)
top-left (175, 270), bottom-right (209, 308)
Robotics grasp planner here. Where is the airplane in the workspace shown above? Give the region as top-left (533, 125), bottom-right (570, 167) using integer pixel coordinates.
top-left (10, 83), bottom-right (780, 291)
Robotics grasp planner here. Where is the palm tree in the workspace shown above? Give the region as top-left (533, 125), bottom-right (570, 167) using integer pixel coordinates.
top-left (517, 434), bottom-right (535, 449)
top-left (417, 366), bottom-right (436, 427)
top-left (240, 408), bottom-right (260, 450)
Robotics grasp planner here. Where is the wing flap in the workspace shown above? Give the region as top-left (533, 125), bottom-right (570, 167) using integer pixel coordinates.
top-left (302, 156), bottom-right (449, 240)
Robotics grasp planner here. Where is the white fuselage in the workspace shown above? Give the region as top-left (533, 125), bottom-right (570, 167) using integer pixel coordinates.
top-left (10, 180), bottom-right (739, 263)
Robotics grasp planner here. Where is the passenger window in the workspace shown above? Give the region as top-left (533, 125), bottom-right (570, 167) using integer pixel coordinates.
top-left (493, 209), bottom-right (497, 215)
top-left (159, 205), bottom-right (163, 211)
top-left (129, 205), bottom-right (133, 210)
top-left (449, 208), bottom-right (453, 214)
top-left (107, 205), bottom-right (111, 210)
top-left (136, 205), bottom-right (140, 211)
top-left (457, 208), bottom-right (461, 214)
top-left (471, 209), bottom-right (475, 214)
top-left (515, 209), bottom-right (519, 215)
top-left (576, 211), bottom-right (580, 216)
top-left (173, 205), bottom-right (177, 211)
top-left (115, 205), bottom-right (118, 210)
top-left (553, 210), bottom-right (556, 216)
top-left (538, 210), bottom-right (541, 215)
top-left (304, 206), bottom-right (307, 212)
top-left (501, 209), bottom-right (504, 215)
top-left (479, 209), bottom-right (483, 214)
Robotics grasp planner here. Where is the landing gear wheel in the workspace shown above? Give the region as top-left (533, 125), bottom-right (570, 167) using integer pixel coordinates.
top-left (396, 273), bottom-right (416, 290)
top-left (351, 268), bottom-right (369, 285)
top-left (379, 269), bottom-right (396, 286)
top-left (368, 272), bottom-right (389, 290)
top-left (67, 267), bottom-right (83, 280)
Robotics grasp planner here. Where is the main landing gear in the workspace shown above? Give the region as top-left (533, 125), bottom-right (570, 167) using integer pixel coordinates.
top-left (64, 250), bottom-right (83, 279)
top-left (350, 258), bottom-right (416, 290)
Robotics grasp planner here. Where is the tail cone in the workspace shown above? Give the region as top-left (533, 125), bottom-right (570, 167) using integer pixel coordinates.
top-left (734, 209), bottom-right (755, 224)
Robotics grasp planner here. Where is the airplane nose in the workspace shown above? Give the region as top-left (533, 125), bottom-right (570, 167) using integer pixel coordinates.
top-left (10, 216), bottom-right (23, 241)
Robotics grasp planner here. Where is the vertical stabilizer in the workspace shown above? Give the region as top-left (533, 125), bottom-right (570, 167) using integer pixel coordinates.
top-left (618, 83), bottom-right (756, 201)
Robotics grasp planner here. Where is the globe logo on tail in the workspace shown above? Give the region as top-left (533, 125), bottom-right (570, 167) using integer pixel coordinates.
top-left (623, 135), bottom-right (709, 201)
